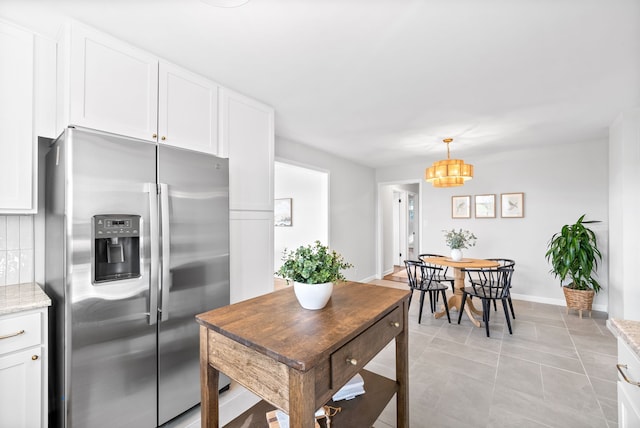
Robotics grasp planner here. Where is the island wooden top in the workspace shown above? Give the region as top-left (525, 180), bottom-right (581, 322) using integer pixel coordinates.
top-left (196, 282), bottom-right (410, 372)
top-left (422, 256), bottom-right (500, 269)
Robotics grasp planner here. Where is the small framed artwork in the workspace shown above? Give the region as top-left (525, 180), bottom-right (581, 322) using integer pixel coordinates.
top-left (501, 193), bottom-right (524, 218)
top-left (475, 194), bottom-right (496, 218)
top-left (274, 198), bottom-right (293, 226)
top-left (451, 195), bottom-right (471, 219)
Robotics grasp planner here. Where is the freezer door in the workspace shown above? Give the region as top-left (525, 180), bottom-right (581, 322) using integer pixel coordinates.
top-left (157, 145), bottom-right (230, 425)
top-left (65, 129), bottom-right (158, 428)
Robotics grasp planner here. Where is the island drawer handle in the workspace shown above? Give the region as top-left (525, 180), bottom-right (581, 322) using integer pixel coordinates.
top-left (346, 358), bottom-right (358, 366)
top-left (617, 364), bottom-right (640, 387)
top-left (0, 329), bottom-right (25, 340)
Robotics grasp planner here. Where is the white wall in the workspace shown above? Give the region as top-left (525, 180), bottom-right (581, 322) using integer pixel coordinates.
top-left (274, 161), bottom-right (329, 272)
top-left (377, 139), bottom-right (609, 310)
top-left (608, 108), bottom-right (640, 320)
top-left (379, 182), bottom-right (419, 275)
top-left (275, 138), bottom-right (376, 282)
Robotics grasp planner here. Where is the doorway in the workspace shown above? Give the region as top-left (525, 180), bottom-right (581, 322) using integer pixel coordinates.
top-left (274, 161), bottom-right (329, 272)
top-left (378, 181), bottom-right (421, 278)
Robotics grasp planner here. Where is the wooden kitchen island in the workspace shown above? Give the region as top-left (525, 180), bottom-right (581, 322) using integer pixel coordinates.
top-left (196, 282), bottom-right (410, 428)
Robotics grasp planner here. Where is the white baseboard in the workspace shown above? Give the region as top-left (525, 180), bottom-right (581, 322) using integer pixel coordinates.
top-left (357, 274), bottom-right (378, 283)
top-left (510, 293), bottom-right (607, 313)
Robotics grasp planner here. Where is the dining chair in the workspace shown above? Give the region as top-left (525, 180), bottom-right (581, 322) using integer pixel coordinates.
top-left (470, 258), bottom-right (516, 318)
top-left (458, 265), bottom-right (514, 337)
top-left (404, 260), bottom-right (451, 324)
top-left (419, 253), bottom-right (455, 288)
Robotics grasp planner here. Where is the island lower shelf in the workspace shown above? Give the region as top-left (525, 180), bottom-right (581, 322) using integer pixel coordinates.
top-left (225, 369), bottom-right (398, 428)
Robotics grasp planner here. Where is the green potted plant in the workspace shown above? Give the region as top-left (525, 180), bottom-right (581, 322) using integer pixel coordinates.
top-left (545, 214), bottom-right (602, 318)
top-left (443, 229), bottom-right (477, 261)
top-left (276, 241), bottom-right (353, 310)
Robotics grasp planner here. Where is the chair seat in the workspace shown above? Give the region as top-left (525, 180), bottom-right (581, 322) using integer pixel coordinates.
top-left (419, 280), bottom-right (448, 292)
top-left (462, 286), bottom-right (504, 300)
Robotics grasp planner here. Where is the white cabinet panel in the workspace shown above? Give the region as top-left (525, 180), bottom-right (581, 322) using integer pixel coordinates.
top-left (158, 62), bottom-right (219, 154)
top-left (618, 339), bottom-right (640, 427)
top-left (67, 23), bottom-right (158, 142)
top-left (229, 210), bottom-right (274, 303)
top-left (0, 307), bottom-right (47, 428)
top-left (0, 347), bottom-right (42, 428)
top-left (0, 22), bottom-right (34, 212)
top-left (221, 88), bottom-right (274, 211)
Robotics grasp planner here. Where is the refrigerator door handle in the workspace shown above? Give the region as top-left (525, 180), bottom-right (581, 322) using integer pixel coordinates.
top-left (159, 183), bottom-right (171, 322)
top-left (148, 182), bottom-right (159, 325)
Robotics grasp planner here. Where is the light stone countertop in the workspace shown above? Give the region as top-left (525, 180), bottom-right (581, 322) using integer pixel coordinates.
top-left (608, 318), bottom-right (640, 357)
top-left (0, 283), bottom-right (52, 316)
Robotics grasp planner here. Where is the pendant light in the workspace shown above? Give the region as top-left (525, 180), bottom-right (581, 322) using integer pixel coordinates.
top-left (425, 138), bottom-right (474, 187)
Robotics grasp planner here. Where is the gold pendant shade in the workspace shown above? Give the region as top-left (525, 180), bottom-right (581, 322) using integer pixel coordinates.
top-left (425, 138), bottom-right (474, 187)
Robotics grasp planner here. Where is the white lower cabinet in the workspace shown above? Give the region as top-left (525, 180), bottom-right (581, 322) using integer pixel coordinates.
top-left (617, 339), bottom-right (640, 427)
top-left (0, 308), bottom-right (47, 428)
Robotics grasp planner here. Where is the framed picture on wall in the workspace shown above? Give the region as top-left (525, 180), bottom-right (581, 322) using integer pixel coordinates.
top-left (275, 198), bottom-right (293, 226)
top-left (475, 194), bottom-right (496, 218)
top-left (501, 193), bottom-right (524, 218)
top-left (451, 195), bottom-right (471, 219)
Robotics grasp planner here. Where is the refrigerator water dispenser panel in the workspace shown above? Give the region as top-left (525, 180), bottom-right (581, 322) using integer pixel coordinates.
top-left (93, 214), bottom-right (141, 283)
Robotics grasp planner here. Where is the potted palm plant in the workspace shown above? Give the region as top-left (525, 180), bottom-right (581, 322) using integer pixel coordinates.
top-left (545, 214), bottom-right (602, 318)
top-left (276, 241), bottom-right (353, 310)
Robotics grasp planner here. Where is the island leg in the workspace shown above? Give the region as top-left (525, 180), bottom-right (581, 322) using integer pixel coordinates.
top-left (200, 326), bottom-right (220, 428)
top-left (289, 368), bottom-right (316, 428)
top-left (396, 299), bottom-right (410, 428)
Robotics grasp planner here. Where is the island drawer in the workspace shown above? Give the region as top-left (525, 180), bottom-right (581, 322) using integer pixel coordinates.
top-left (330, 305), bottom-right (403, 389)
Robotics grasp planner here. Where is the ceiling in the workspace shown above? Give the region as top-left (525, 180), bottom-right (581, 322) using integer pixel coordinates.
top-left (2, 0), bottom-right (639, 168)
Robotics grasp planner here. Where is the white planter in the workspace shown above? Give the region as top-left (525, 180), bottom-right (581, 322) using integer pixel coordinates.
top-left (450, 249), bottom-right (463, 261)
top-left (293, 281), bottom-right (333, 310)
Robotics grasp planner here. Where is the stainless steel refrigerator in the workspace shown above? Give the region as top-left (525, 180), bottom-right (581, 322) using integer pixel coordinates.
top-left (45, 127), bottom-right (230, 427)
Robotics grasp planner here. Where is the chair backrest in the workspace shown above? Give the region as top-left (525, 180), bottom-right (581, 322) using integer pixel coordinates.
top-left (404, 260), bottom-right (423, 291)
top-left (419, 253), bottom-right (451, 277)
top-left (405, 259), bottom-right (445, 291)
top-left (488, 258), bottom-right (515, 269)
top-left (462, 266), bottom-right (514, 299)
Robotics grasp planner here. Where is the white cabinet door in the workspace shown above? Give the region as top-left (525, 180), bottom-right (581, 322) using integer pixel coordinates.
top-left (158, 62), bottom-right (219, 154)
top-left (68, 23), bottom-right (158, 142)
top-left (619, 380), bottom-right (640, 428)
top-left (618, 339), bottom-right (640, 427)
top-left (0, 22), bottom-right (34, 212)
top-left (221, 88), bottom-right (275, 211)
top-left (0, 347), bottom-right (42, 428)
top-left (229, 210), bottom-right (274, 303)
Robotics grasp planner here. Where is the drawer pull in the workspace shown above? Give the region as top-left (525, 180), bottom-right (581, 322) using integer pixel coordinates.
top-left (390, 321), bottom-right (400, 328)
top-left (32, 355), bottom-right (39, 361)
top-left (0, 329), bottom-right (25, 340)
top-left (346, 358), bottom-right (358, 366)
top-left (617, 364), bottom-right (640, 387)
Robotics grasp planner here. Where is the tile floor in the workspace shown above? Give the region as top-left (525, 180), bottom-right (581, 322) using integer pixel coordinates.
top-left (366, 278), bottom-right (617, 428)
top-left (174, 278), bottom-right (618, 428)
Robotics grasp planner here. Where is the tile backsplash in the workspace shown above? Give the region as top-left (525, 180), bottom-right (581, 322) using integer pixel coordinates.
top-left (0, 215), bottom-right (34, 286)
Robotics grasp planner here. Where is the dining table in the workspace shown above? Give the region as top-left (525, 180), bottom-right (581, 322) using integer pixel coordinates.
top-left (421, 256), bottom-right (500, 328)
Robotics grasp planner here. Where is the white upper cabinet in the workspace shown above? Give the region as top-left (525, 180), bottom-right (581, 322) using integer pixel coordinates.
top-left (0, 20), bottom-right (54, 213)
top-left (60, 21), bottom-right (221, 155)
top-left (0, 22), bottom-right (33, 212)
top-left (61, 22), bottom-right (159, 142)
top-left (158, 62), bottom-right (219, 154)
top-left (221, 88), bottom-right (275, 211)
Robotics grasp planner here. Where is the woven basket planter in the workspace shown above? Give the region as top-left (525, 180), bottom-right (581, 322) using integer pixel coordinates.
top-left (563, 286), bottom-right (594, 319)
